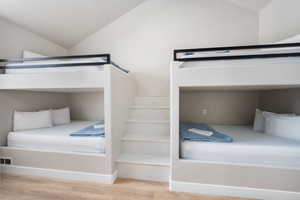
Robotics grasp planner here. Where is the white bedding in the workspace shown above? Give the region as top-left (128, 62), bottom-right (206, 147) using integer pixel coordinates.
top-left (5, 59), bottom-right (104, 74)
top-left (7, 121), bottom-right (105, 154)
top-left (181, 125), bottom-right (300, 168)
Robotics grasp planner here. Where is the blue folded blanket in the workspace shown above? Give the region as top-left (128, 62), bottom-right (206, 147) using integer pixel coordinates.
top-left (70, 121), bottom-right (105, 137)
top-left (180, 123), bottom-right (233, 143)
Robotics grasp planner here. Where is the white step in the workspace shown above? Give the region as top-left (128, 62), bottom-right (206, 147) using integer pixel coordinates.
top-left (122, 132), bottom-right (169, 143)
top-left (117, 154), bottom-right (170, 182)
top-left (126, 120), bottom-right (169, 124)
top-left (128, 108), bottom-right (169, 121)
top-left (134, 97), bottom-right (169, 107)
top-left (117, 153), bottom-right (170, 166)
top-left (117, 96), bottom-right (170, 182)
top-left (122, 140), bottom-right (170, 156)
top-left (130, 106), bottom-right (169, 110)
top-left (117, 162), bottom-right (170, 182)
top-left (126, 120), bottom-right (170, 136)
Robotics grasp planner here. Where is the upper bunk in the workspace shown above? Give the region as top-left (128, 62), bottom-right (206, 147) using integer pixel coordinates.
top-left (0, 53), bottom-right (130, 90)
top-left (171, 42), bottom-right (300, 88)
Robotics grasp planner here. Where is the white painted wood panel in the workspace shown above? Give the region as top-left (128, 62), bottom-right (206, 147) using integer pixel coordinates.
top-left (0, 71), bottom-right (106, 90)
top-left (174, 58), bottom-right (300, 88)
top-left (118, 162), bottom-right (170, 182)
top-left (109, 67), bottom-right (136, 174)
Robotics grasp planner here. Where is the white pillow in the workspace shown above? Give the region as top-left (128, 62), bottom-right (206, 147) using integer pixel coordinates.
top-left (253, 109), bottom-right (295, 132)
top-left (264, 115), bottom-right (300, 141)
top-left (13, 110), bottom-right (52, 131)
top-left (52, 107), bottom-right (71, 126)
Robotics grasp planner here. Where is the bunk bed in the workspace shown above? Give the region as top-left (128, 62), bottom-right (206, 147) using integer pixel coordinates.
top-left (0, 53), bottom-right (136, 184)
top-left (170, 42), bottom-right (300, 199)
top-left (0, 54), bottom-right (129, 90)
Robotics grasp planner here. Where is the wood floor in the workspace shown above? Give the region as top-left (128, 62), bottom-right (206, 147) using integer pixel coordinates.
top-left (0, 173), bottom-right (254, 200)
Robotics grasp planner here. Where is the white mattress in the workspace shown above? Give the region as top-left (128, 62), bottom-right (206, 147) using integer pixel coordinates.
top-left (5, 59), bottom-right (104, 74)
top-left (7, 121), bottom-right (105, 154)
top-left (181, 125), bottom-right (300, 168)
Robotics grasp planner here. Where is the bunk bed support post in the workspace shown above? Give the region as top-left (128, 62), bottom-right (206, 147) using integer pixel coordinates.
top-left (106, 66), bottom-right (136, 182)
top-left (170, 61), bottom-right (181, 190)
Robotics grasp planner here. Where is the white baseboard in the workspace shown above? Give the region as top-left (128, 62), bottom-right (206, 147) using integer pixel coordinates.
top-left (171, 181), bottom-right (300, 200)
top-left (111, 170), bottom-right (118, 184)
top-left (2, 165), bottom-right (118, 184)
top-left (117, 162), bottom-right (169, 182)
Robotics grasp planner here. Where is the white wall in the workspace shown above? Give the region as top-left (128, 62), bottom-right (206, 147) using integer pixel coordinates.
top-left (259, 0), bottom-right (300, 43)
top-left (71, 0), bottom-right (259, 97)
top-left (259, 88), bottom-right (300, 114)
top-left (180, 91), bottom-right (259, 125)
top-left (0, 17), bottom-right (67, 58)
top-left (68, 92), bottom-right (104, 121)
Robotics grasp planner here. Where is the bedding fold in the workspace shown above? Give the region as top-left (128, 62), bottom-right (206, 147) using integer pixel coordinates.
top-left (180, 123), bottom-right (233, 143)
top-left (70, 121), bottom-right (105, 137)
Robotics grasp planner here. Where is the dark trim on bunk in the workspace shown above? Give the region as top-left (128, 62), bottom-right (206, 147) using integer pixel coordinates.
top-left (0, 54), bottom-right (110, 63)
top-left (0, 54), bottom-right (130, 73)
top-left (2, 62), bottom-right (107, 69)
top-left (174, 43), bottom-right (300, 62)
top-left (111, 62), bottom-right (130, 73)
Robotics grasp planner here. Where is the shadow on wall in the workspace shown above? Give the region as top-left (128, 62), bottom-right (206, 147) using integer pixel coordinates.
top-left (259, 88), bottom-right (300, 114)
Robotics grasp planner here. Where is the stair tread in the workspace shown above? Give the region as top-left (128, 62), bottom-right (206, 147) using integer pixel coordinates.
top-left (130, 106), bottom-right (170, 109)
top-left (126, 120), bottom-right (169, 124)
top-left (117, 153), bottom-right (170, 166)
top-left (135, 96), bottom-right (169, 98)
top-left (122, 133), bottom-right (170, 143)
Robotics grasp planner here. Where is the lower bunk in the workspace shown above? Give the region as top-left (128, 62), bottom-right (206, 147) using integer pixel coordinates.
top-left (174, 122), bottom-right (300, 199)
top-left (0, 90), bottom-right (116, 184)
top-left (172, 87), bottom-right (300, 199)
top-left (8, 120), bottom-right (105, 154)
top-left (180, 124), bottom-right (300, 168)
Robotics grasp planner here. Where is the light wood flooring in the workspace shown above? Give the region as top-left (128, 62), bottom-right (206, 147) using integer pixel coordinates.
top-left (0, 173), bottom-right (255, 200)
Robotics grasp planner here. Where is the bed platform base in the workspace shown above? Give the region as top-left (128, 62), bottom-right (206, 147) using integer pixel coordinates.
top-left (2, 165), bottom-right (118, 184)
top-left (170, 180), bottom-right (300, 200)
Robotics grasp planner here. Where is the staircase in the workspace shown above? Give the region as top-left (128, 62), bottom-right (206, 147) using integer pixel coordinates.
top-left (116, 97), bottom-right (170, 182)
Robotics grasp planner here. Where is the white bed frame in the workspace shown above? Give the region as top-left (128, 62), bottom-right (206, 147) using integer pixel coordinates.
top-left (170, 44), bottom-right (300, 200)
top-left (0, 57), bottom-right (136, 184)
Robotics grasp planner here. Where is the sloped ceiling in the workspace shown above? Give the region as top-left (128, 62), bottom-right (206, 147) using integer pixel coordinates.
top-left (0, 0), bottom-right (271, 49)
top-left (226, 0), bottom-right (272, 12)
top-left (0, 0), bottom-right (146, 48)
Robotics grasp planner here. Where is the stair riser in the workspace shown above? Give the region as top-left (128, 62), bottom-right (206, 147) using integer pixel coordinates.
top-left (122, 141), bottom-right (170, 156)
top-left (126, 123), bottom-right (170, 136)
top-left (128, 109), bottom-right (170, 120)
top-left (117, 163), bottom-right (170, 182)
top-left (134, 98), bottom-right (169, 107)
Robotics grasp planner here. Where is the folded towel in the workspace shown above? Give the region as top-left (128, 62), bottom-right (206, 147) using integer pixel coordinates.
top-left (94, 124), bottom-right (105, 129)
top-left (180, 123), bottom-right (233, 143)
top-left (188, 128), bottom-right (213, 136)
top-left (70, 121), bottom-right (105, 137)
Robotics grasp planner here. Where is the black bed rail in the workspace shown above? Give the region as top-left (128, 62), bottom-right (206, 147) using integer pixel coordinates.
top-left (174, 43), bottom-right (300, 62)
top-left (0, 54), bottom-right (129, 73)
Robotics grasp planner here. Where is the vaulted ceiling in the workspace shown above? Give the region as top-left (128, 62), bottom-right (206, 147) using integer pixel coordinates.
top-left (0, 0), bottom-right (146, 48)
top-left (0, 0), bottom-right (272, 49)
